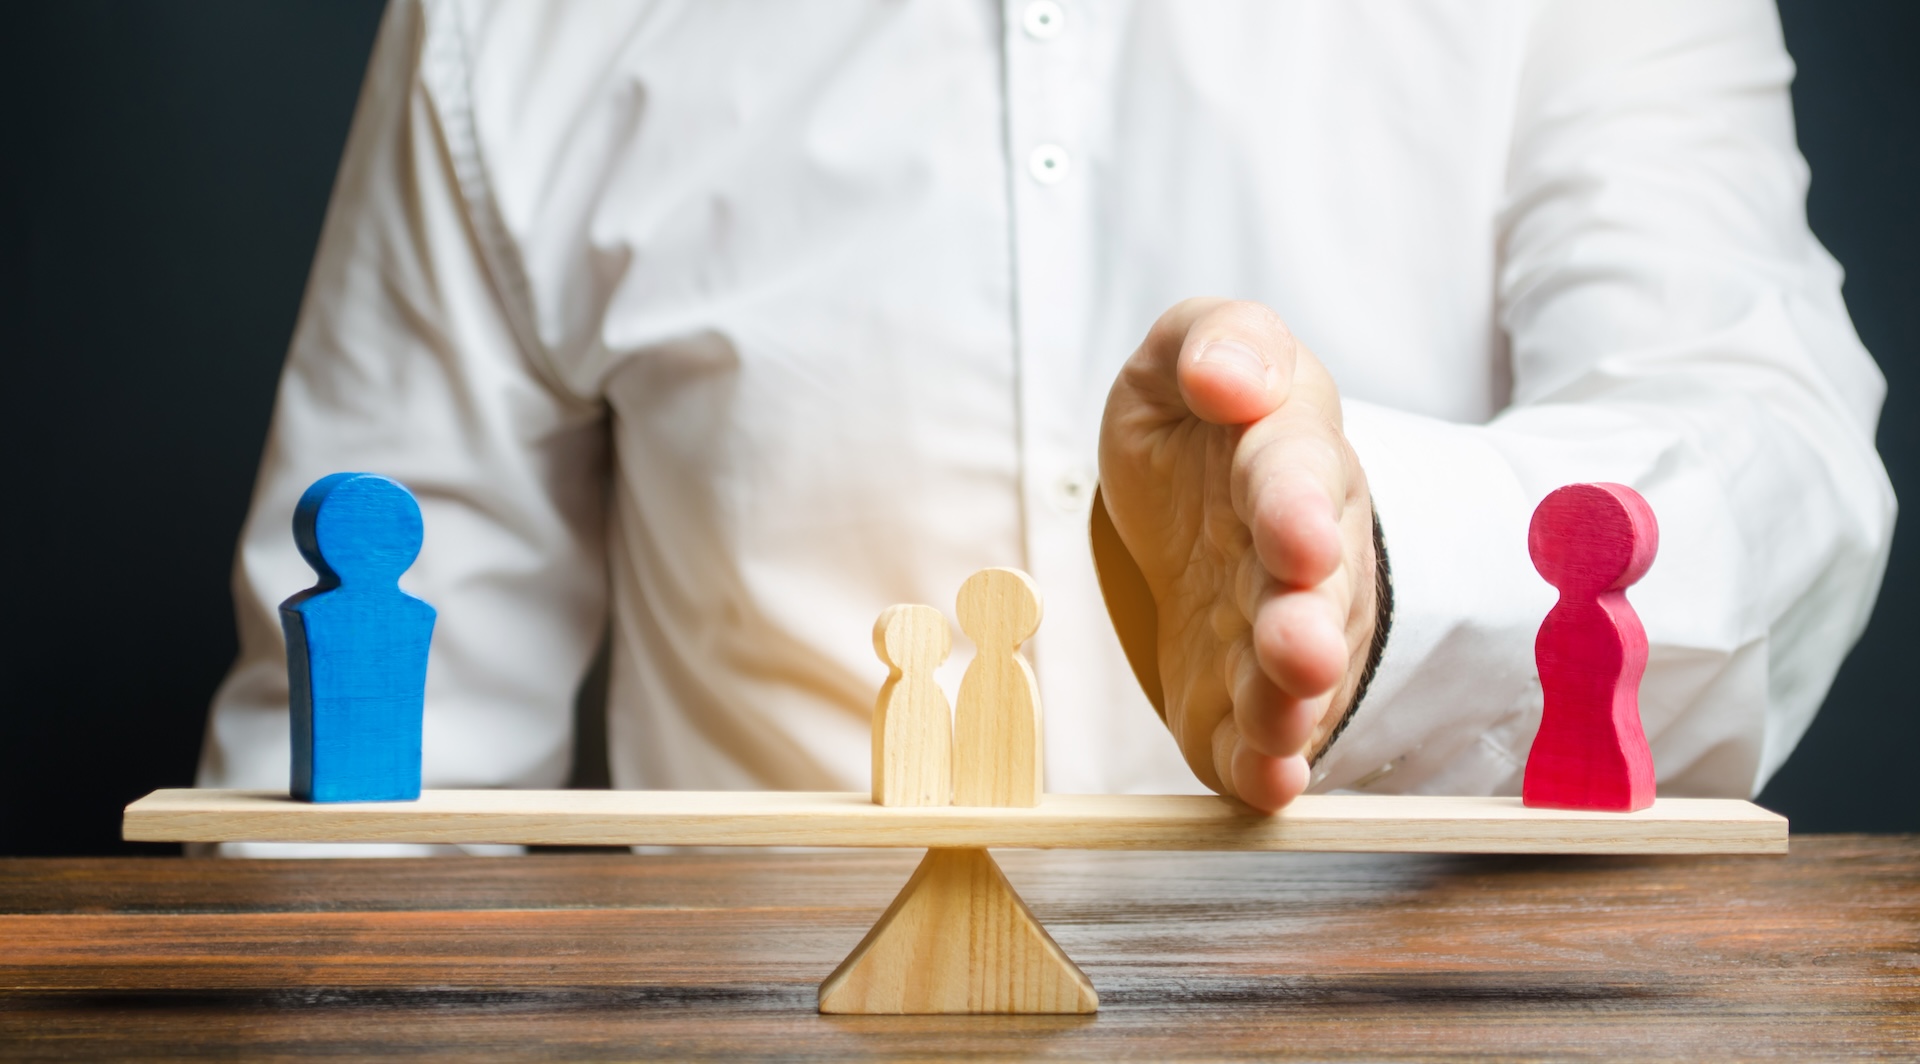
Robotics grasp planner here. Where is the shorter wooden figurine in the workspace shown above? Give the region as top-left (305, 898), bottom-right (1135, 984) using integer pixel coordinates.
top-left (1523, 482), bottom-right (1658, 812)
top-left (871, 604), bottom-right (954, 807)
top-left (282, 473), bottom-right (436, 803)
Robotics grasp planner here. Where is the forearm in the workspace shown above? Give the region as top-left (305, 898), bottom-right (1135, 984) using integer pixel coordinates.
top-left (1315, 382), bottom-right (1891, 799)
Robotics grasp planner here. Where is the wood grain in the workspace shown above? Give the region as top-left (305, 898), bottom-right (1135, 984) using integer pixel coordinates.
top-left (870, 605), bottom-right (954, 807)
top-left (122, 790), bottom-right (1787, 853)
top-left (953, 568), bottom-right (1045, 807)
top-left (0, 838), bottom-right (1912, 1060)
top-left (818, 848), bottom-right (1098, 1014)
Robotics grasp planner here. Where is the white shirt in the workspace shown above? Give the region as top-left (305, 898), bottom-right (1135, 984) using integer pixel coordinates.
top-left (199, 0), bottom-right (1894, 823)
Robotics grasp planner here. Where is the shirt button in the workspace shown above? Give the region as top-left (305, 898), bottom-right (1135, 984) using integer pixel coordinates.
top-left (1049, 466), bottom-right (1097, 515)
top-left (1022, 0), bottom-right (1065, 40)
top-left (1028, 143), bottom-right (1071, 185)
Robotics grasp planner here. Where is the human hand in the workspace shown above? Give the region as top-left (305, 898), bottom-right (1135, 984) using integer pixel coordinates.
top-left (1097, 299), bottom-right (1380, 812)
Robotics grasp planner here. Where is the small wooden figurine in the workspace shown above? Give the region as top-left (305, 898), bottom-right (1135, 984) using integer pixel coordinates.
top-left (952, 568), bottom-right (1045, 808)
top-left (1523, 482), bottom-right (1658, 812)
top-left (282, 473), bottom-right (436, 803)
top-left (871, 604), bottom-right (954, 807)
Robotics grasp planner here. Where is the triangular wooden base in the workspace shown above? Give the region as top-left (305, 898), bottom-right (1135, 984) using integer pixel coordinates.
top-left (818, 847), bottom-right (1099, 1014)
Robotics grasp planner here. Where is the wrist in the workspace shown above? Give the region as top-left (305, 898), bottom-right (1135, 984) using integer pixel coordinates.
top-left (1308, 505), bottom-right (1392, 764)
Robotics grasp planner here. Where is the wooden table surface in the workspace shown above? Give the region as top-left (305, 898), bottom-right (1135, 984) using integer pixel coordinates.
top-left (1, 836), bottom-right (1914, 1061)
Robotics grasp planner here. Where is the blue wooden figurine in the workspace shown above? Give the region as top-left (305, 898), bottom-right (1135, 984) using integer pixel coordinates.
top-left (282, 473), bottom-right (436, 802)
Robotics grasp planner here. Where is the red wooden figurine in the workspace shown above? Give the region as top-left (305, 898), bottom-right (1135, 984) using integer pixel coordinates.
top-left (1523, 482), bottom-right (1659, 812)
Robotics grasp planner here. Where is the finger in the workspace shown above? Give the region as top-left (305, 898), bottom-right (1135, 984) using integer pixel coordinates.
top-left (1230, 643), bottom-right (1318, 758)
top-left (1235, 406), bottom-right (1353, 589)
top-left (1234, 746), bottom-right (1312, 813)
top-left (1115, 298), bottom-right (1299, 426)
top-left (1178, 301), bottom-right (1299, 425)
top-left (1211, 715), bottom-right (1311, 813)
top-left (1252, 582), bottom-right (1351, 700)
top-left (1230, 534), bottom-right (1352, 701)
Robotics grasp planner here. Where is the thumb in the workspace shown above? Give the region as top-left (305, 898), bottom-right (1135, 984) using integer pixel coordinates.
top-left (1122, 298), bottom-right (1297, 427)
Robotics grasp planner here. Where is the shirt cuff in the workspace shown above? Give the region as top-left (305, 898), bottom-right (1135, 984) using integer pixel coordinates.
top-left (1310, 400), bottom-right (1556, 796)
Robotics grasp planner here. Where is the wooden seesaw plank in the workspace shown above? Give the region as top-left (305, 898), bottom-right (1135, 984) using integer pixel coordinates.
top-left (124, 790), bottom-right (1785, 854)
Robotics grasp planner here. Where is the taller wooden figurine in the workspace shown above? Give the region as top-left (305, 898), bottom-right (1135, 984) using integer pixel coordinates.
top-left (1523, 482), bottom-right (1658, 812)
top-left (953, 568), bottom-right (1044, 807)
top-left (282, 473), bottom-right (436, 803)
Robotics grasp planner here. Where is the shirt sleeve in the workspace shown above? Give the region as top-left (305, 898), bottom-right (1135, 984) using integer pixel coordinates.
top-left (1312, 0), bottom-right (1896, 799)
top-left (195, 0), bottom-right (610, 840)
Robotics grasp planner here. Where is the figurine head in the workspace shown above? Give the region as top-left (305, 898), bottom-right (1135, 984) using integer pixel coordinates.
top-left (956, 567), bottom-right (1043, 646)
top-left (1528, 482), bottom-right (1658, 597)
top-left (293, 472), bottom-right (425, 588)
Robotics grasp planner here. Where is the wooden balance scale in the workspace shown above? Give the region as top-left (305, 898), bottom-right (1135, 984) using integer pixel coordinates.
top-left (123, 788), bottom-right (1783, 1015)
top-left (123, 567), bottom-right (1785, 1015)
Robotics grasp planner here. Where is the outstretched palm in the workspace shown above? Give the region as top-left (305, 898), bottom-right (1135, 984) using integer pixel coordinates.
top-left (1098, 299), bottom-right (1378, 811)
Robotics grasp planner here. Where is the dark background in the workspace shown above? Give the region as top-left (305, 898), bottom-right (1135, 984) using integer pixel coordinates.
top-left (2, 2), bottom-right (1914, 855)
